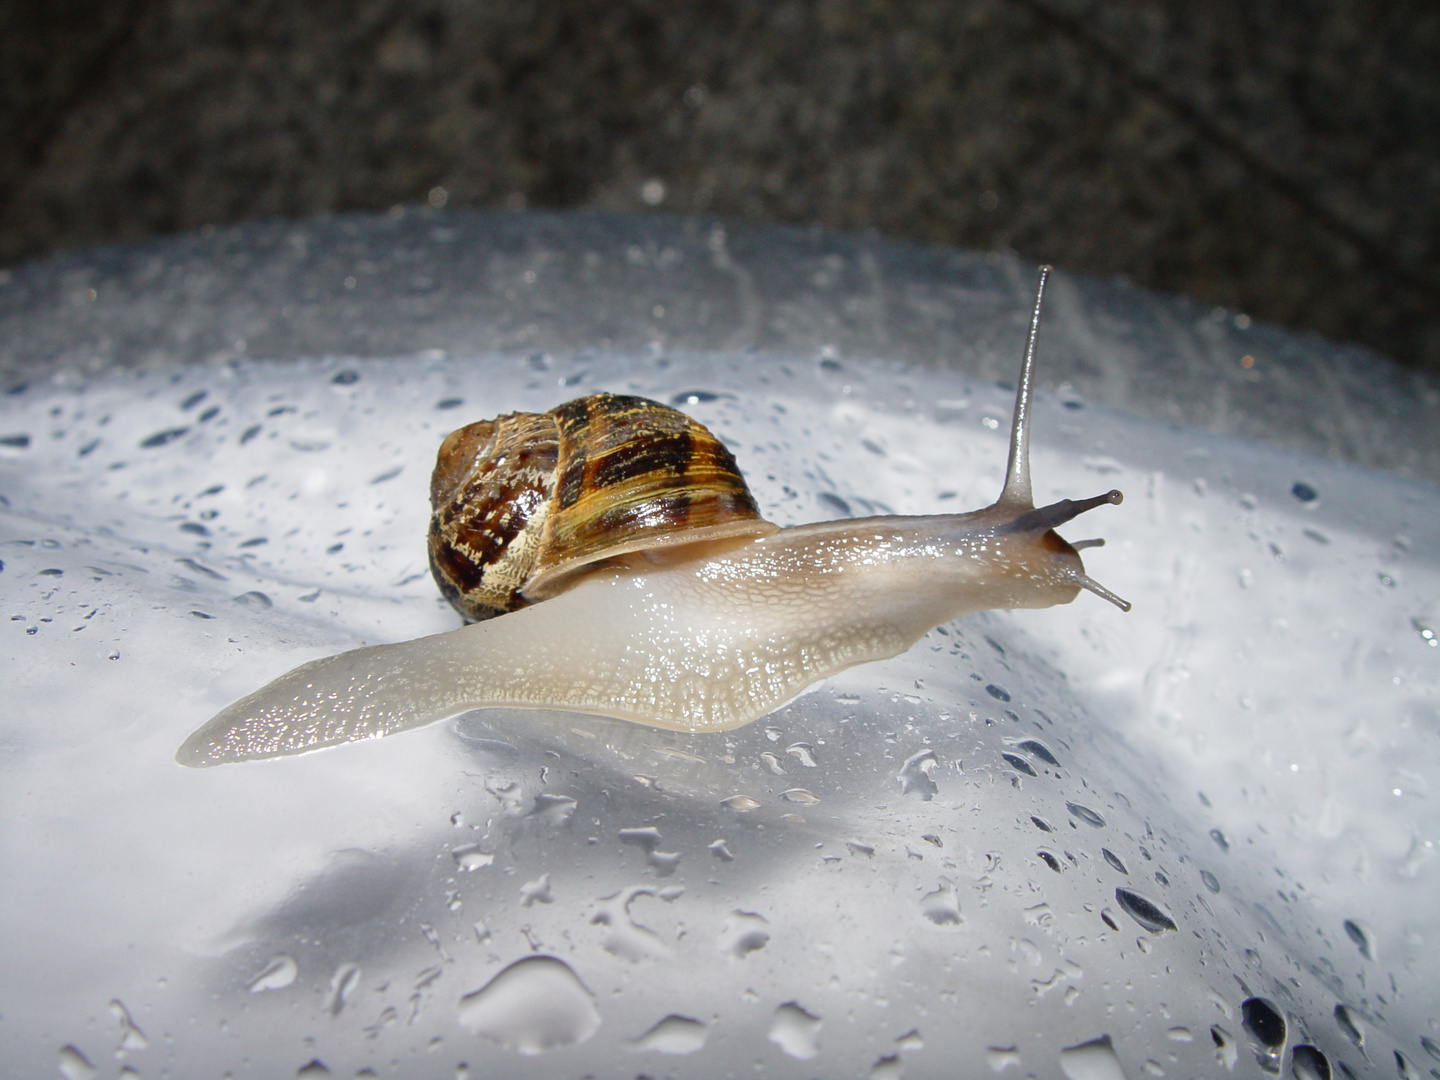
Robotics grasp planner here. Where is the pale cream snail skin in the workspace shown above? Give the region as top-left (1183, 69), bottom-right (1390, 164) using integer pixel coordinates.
top-left (176, 266), bottom-right (1127, 767)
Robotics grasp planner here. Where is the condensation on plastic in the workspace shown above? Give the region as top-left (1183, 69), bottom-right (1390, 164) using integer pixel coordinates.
top-left (3, 208), bottom-right (1439, 482)
top-left (0, 212), bottom-right (1437, 1079)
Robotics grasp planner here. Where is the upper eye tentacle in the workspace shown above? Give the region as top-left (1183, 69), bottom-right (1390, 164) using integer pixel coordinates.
top-left (1002, 489), bottom-right (1123, 535)
top-left (998, 264), bottom-right (1050, 510)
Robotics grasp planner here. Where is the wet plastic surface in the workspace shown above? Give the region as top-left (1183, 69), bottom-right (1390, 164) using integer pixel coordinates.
top-left (2, 213), bottom-right (1438, 1078)
top-left (4, 209), bottom-right (1439, 483)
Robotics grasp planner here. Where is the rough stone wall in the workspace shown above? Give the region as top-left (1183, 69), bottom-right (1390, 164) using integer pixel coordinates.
top-left (2, 0), bottom-right (1437, 372)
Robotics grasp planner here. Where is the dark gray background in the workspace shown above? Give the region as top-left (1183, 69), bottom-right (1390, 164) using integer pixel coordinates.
top-left (2, 0), bottom-right (1437, 375)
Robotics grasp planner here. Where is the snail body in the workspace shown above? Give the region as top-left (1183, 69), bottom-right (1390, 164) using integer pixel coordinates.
top-left (177, 268), bottom-right (1127, 768)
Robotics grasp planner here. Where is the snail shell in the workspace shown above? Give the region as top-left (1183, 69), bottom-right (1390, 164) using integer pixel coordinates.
top-left (428, 394), bottom-right (777, 622)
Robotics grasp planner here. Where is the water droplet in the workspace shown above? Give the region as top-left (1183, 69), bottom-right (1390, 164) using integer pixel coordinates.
top-left (1059, 1035), bottom-right (1127, 1080)
top-left (458, 955), bottom-right (600, 1055)
top-left (529, 792), bottom-right (577, 824)
top-left (631, 1014), bottom-right (708, 1055)
top-left (986, 684), bottom-right (1011, 702)
top-left (785, 742), bottom-right (819, 767)
top-left (1166, 1028), bottom-right (1192, 1042)
top-left (58, 1045), bottom-right (97, 1080)
top-left (1211, 1025), bottom-right (1238, 1070)
top-left (780, 788), bottom-right (820, 805)
top-left (1016, 739), bottom-right (1060, 765)
top-left (1200, 869), bottom-right (1220, 893)
top-left (297, 1060), bottom-right (331, 1077)
top-left (870, 1052), bottom-right (904, 1079)
top-left (1342, 919), bottom-right (1374, 960)
top-left (1013, 938), bottom-right (1041, 967)
top-left (232, 590), bottom-right (273, 609)
top-left (108, 999), bottom-right (148, 1050)
top-left (649, 850), bottom-right (681, 875)
top-left (1066, 802), bottom-right (1106, 828)
top-left (920, 881), bottom-right (962, 926)
top-left (1292, 1046), bottom-right (1333, 1080)
top-left (620, 826), bottom-right (662, 851)
top-left (1037, 850), bottom-right (1062, 872)
top-left (452, 845), bottom-right (495, 871)
top-left (1102, 848), bottom-right (1128, 874)
top-left (896, 1029), bottom-right (924, 1050)
top-left (327, 962), bottom-right (361, 1016)
top-left (1333, 1004), bottom-right (1365, 1050)
top-left (1241, 998), bottom-right (1285, 1054)
top-left (140, 426), bottom-right (190, 448)
top-left (708, 838), bottom-right (734, 861)
top-left (898, 749), bottom-right (939, 800)
top-left (1114, 888), bottom-right (1176, 933)
top-left (520, 873), bottom-right (553, 906)
top-left (1210, 828), bottom-right (1230, 851)
top-left (719, 910), bottom-right (770, 957)
top-left (1003, 752), bottom-right (1037, 776)
top-left (332, 370), bottom-right (360, 385)
top-left (1033, 816), bottom-right (1054, 832)
top-left (249, 954), bottom-right (298, 992)
top-left (670, 389), bottom-right (725, 405)
top-left (1292, 481), bottom-right (1318, 503)
top-left (1024, 901), bottom-right (1053, 927)
top-left (760, 751), bottom-right (786, 774)
top-left (721, 794), bottom-right (760, 812)
top-left (768, 1002), bottom-right (822, 1060)
top-left (987, 1046), bottom-right (1022, 1072)
top-left (1420, 1036), bottom-right (1440, 1063)
top-left (1396, 1051), bottom-right (1420, 1080)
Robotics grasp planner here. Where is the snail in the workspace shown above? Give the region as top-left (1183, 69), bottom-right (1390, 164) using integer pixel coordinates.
top-left (177, 266), bottom-right (1127, 767)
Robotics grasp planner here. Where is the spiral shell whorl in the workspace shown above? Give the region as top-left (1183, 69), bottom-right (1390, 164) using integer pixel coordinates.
top-left (428, 393), bottom-right (774, 623)
top-left (428, 410), bottom-right (560, 621)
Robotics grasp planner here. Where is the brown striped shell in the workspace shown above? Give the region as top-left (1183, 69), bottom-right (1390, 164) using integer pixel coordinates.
top-left (428, 393), bottom-right (779, 622)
